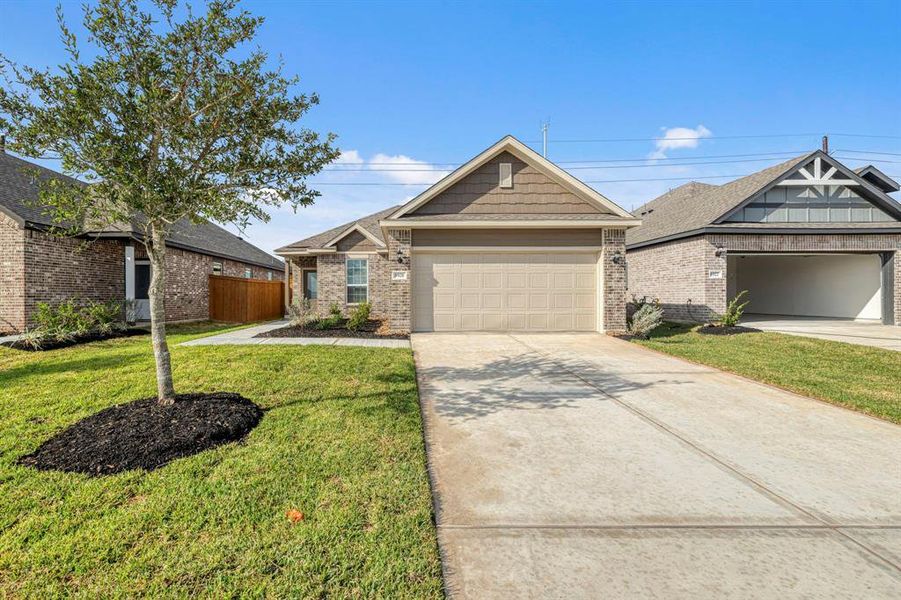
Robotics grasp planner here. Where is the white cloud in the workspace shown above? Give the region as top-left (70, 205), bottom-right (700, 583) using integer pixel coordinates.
top-left (368, 153), bottom-right (449, 185)
top-left (649, 125), bottom-right (712, 159)
top-left (334, 149), bottom-right (363, 164)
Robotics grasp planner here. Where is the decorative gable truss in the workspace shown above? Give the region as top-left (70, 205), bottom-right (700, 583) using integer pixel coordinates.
top-left (722, 152), bottom-right (901, 225)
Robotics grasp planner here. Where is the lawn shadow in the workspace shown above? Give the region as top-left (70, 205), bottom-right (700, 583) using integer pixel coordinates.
top-left (416, 349), bottom-right (692, 421)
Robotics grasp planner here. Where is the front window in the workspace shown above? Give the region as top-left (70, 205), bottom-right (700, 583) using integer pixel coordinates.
top-left (304, 270), bottom-right (318, 300)
top-left (212, 261), bottom-right (223, 276)
top-left (244, 267), bottom-right (252, 279)
top-left (267, 271), bottom-right (273, 281)
top-left (346, 258), bottom-right (368, 303)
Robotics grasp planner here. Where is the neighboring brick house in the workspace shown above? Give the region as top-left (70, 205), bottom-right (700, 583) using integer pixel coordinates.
top-left (626, 151), bottom-right (901, 325)
top-left (0, 152), bottom-right (284, 333)
top-left (276, 136), bottom-right (640, 334)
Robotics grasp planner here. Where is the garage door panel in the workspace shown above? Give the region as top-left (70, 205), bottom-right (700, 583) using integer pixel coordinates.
top-left (460, 293), bottom-right (480, 309)
top-left (530, 273), bottom-right (550, 288)
top-left (413, 252), bottom-right (597, 332)
top-left (507, 273), bottom-right (528, 288)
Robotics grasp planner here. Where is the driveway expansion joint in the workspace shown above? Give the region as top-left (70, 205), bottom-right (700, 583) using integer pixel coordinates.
top-left (506, 333), bottom-right (901, 574)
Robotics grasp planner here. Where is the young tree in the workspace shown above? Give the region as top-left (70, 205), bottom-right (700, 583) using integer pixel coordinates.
top-left (0, 0), bottom-right (338, 404)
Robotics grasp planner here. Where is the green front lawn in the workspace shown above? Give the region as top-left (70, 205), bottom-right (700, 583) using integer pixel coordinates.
top-left (0, 324), bottom-right (442, 598)
top-left (634, 322), bottom-right (901, 425)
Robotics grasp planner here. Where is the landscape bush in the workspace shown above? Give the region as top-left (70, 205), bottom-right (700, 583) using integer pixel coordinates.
top-left (287, 297), bottom-right (315, 327)
top-left (719, 290), bottom-right (749, 327)
top-left (346, 301), bottom-right (371, 331)
top-left (627, 301), bottom-right (664, 339)
top-left (23, 299), bottom-right (125, 348)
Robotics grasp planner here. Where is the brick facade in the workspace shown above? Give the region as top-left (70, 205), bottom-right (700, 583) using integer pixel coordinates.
top-left (602, 228), bottom-right (628, 333)
top-left (0, 212), bottom-right (25, 333)
top-left (627, 233), bottom-right (901, 325)
top-left (135, 243), bottom-right (281, 323)
top-left (25, 229), bottom-right (126, 325)
top-left (0, 225), bottom-right (281, 332)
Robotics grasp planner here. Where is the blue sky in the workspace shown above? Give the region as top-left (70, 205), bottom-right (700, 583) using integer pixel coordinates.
top-left (2, 0), bottom-right (900, 254)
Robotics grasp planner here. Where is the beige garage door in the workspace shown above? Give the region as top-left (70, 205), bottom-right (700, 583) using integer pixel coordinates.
top-left (412, 252), bottom-right (597, 332)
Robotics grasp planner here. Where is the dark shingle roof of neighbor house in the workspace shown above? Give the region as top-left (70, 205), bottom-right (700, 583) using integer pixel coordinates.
top-left (626, 152), bottom-right (901, 248)
top-left (276, 204), bottom-right (400, 252)
top-left (0, 152), bottom-right (283, 271)
top-left (627, 153), bottom-right (814, 248)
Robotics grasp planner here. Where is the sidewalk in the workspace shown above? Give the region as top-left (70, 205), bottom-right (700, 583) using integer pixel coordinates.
top-left (180, 320), bottom-right (410, 348)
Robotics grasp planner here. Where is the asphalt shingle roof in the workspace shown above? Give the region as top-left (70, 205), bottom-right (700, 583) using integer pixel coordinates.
top-left (626, 153), bottom-right (814, 247)
top-left (276, 205), bottom-right (400, 252)
top-left (0, 152), bottom-right (283, 270)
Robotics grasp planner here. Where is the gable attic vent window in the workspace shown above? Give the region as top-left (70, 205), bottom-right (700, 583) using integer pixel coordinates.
top-left (499, 162), bottom-right (513, 188)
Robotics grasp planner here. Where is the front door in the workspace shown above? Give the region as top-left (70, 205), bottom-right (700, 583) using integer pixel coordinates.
top-left (134, 261), bottom-right (151, 321)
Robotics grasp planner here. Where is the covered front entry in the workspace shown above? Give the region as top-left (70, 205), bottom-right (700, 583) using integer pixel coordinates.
top-left (412, 251), bottom-right (598, 332)
top-left (727, 253), bottom-right (883, 321)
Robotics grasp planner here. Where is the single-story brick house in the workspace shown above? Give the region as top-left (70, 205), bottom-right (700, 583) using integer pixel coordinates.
top-left (626, 150), bottom-right (901, 325)
top-left (0, 151), bottom-right (284, 334)
top-left (276, 136), bottom-right (640, 333)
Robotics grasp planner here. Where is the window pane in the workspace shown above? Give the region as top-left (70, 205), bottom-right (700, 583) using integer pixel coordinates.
top-left (851, 207), bottom-right (871, 222)
top-left (744, 207), bottom-right (765, 222)
top-left (829, 207), bottom-right (849, 222)
top-left (347, 285), bottom-right (368, 303)
top-left (135, 264), bottom-right (151, 300)
top-left (788, 208), bottom-right (808, 222)
top-left (305, 271), bottom-right (318, 300)
top-left (809, 208), bottom-right (828, 222)
top-left (347, 259), bottom-right (368, 285)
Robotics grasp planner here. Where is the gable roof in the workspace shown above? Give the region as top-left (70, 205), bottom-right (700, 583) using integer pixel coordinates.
top-left (275, 205), bottom-right (400, 254)
top-left (626, 151), bottom-right (901, 248)
top-left (384, 135), bottom-right (639, 223)
top-left (855, 165), bottom-right (900, 193)
top-left (0, 152), bottom-right (283, 271)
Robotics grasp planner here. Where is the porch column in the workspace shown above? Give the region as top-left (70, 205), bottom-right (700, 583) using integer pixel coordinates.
top-left (386, 228), bottom-right (411, 333)
top-left (602, 228), bottom-right (627, 333)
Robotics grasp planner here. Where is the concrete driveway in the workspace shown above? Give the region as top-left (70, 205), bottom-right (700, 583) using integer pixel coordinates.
top-left (412, 333), bottom-right (901, 599)
top-left (742, 314), bottom-right (901, 351)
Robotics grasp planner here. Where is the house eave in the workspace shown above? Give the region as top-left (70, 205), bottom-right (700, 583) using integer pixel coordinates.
top-left (626, 225), bottom-right (901, 250)
top-left (380, 218), bottom-right (642, 229)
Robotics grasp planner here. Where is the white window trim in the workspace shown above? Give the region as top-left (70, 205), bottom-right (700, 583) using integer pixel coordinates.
top-left (212, 261), bottom-right (223, 276)
top-left (345, 256), bottom-right (369, 305)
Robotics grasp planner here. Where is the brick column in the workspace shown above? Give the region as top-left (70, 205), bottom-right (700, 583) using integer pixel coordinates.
top-left (602, 228), bottom-right (627, 333)
top-left (386, 228), bottom-right (411, 332)
top-left (894, 250), bottom-right (901, 326)
top-left (705, 238), bottom-right (728, 318)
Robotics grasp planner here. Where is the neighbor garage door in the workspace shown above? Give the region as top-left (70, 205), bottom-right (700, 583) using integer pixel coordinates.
top-left (412, 252), bottom-right (597, 332)
top-left (730, 254), bottom-right (883, 320)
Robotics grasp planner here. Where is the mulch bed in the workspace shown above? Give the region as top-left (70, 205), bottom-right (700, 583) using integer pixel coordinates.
top-left (18, 392), bottom-right (263, 476)
top-left (256, 319), bottom-right (409, 340)
top-left (696, 325), bottom-right (762, 336)
top-left (3, 328), bottom-right (148, 352)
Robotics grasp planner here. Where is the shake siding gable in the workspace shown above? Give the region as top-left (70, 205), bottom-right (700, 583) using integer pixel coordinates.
top-left (410, 151), bottom-right (608, 216)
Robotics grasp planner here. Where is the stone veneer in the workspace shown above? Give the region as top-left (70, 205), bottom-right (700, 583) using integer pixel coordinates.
top-left (627, 232), bottom-right (901, 325)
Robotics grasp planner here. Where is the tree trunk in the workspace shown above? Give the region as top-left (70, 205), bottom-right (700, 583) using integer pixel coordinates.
top-left (147, 223), bottom-right (177, 405)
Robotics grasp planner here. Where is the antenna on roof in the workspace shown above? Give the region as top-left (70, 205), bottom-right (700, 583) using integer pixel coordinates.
top-left (822, 135), bottom-right (829, 154)
top-left (541, 121), bottom-right (549, 158)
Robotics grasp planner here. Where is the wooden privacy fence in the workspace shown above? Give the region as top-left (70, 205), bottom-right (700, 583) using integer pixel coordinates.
top-left (209, 275), bottom-right (284, 323)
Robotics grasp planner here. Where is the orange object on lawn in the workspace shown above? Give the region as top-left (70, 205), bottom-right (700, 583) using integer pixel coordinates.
top-left (286, 509), bottom-right (304, 523)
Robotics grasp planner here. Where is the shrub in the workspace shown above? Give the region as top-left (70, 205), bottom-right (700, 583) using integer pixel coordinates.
top-left (287, 297), bottom-right (315, 327)
top-left (346, 302), bottom-right (371, 331)
top-left (328, 302), bottom-right (342, 317)
top-left (313, 314), bottom-right (343, 330)
top-left (24, 298), bottom-right (125, 347)
top-left (719, 290), bottom-right (749, 327)
top-left (627, 302), bottom-right (664, 339)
